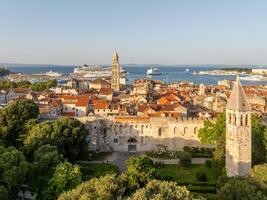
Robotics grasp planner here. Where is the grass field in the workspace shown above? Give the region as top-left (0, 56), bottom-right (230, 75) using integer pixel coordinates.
top-left (156, 164), bottom-right (221, 184)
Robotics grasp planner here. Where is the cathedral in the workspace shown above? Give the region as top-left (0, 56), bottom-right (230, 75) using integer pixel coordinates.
top-left (226, 76), bottom-right (252, 177)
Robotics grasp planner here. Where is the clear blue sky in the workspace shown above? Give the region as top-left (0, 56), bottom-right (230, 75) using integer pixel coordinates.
top-left (1, 0), bottom-right (267, 65)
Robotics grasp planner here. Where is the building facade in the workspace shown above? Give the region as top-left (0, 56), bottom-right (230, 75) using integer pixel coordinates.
top-left (78, 116), bottom-right (213, 152)
top-left (226, 76), bottom-right (252, 177)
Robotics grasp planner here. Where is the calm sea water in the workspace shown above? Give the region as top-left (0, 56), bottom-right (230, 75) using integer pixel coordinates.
top-left (4, 64), bottom-right (267, 85)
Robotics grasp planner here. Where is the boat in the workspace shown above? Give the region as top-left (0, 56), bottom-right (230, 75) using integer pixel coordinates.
top-left (45, 70), bottom-right (62, 77)
top-left (239, 75), bottom-right (264, 81)
top-left (147, 67), bottom-right (161, 75)
top-left (74, 64), bottom-right (127, 78)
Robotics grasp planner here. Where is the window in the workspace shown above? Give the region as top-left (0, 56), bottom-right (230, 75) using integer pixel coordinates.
top-left (72, 107), bottom-right (75, 110)
top-left (194, 127), bottom-right (197, 134)
top-left (184, 127), bottom-right (188, 135)
top-left (113, 138), bottom-right (118, 143)
top-left (240, 115), bottom-right (243, 126)
top-left (65, 107), bottom-right (67, 110)
top-left (158, 128), bottom-right (162, 136)
top-left (174, 127), bottom-right (178, 135)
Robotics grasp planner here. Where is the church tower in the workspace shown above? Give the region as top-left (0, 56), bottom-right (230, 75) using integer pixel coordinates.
top-left (226, 76), bottom-right (251, 177)
top-left (111, 51), bottom-right (121, 91)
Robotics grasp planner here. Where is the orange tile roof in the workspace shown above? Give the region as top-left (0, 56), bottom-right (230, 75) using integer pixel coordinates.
top-left (62, 112), bottom-right (75, 116)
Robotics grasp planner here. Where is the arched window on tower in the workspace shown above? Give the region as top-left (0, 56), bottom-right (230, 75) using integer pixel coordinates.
top-left (194, 127), bottom-right (198, 134)
top-left (233, 114), bottom-right (236, 125)
top-left (229, 113), bottom-right (232, 124)
top-left (240, 115), bottom-right (243, 126)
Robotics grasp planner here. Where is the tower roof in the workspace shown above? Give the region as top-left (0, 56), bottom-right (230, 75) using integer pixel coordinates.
top-left (226, 76), bottom-right (251, 112)
top-left (112, 51), bottom-right (119, 60)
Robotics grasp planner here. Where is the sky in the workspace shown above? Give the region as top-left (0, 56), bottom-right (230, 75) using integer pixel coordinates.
top-left (1, 0), bottom-right (267, 65)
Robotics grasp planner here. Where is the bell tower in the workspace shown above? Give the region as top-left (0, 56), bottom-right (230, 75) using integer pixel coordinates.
top-left (226, 76), bottom-right (251, 177)
top-left (111, 51), bottom-right (121, 91)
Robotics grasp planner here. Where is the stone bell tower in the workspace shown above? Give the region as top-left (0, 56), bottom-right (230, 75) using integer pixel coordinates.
top-left (226, 76), bottom-right (251, 177)
top-left (111, 51), bottom-right (121, 91)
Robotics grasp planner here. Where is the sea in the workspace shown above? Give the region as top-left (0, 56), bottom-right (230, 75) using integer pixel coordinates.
top-left (3, 64), bottom-right (267, 85)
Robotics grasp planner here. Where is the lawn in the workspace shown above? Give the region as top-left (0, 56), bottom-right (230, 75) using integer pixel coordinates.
top-left (156, 164), bottom-right (221, 184)
top-left (77, 162), bottom-right (120, 181)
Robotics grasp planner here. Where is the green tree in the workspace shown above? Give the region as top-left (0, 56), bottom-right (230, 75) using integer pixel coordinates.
top-left (179, 151), bottom-right (192, 167)
top-left (29, 144), bottom-right (63, 191)
top-left (0, 185), bottom-right (9, 200)
top-left (124, 156), bottom-right (156, 190)
top-left (23, 117), bottom-right (88, 161)
top-left (0, 100), bottom-right (39, 146)
top-left (198, 112), bottom-right (226, 161)
top-left (252, 114), bottom-right (266, 164)
top-left (219, 178), bottom-right (267, 200)
top-left (0, 147), bottom-right (29, 188)
top-left (250, 164), bottom-right (267, 185)
top-left (40, 161), bottom-right (81, 200)
top-left (129, 179), bottom-right (191, 200)
top-left (58, 174), bottom-right (124, 200)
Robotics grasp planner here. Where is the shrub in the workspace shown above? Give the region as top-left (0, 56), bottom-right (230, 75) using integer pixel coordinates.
top-left (205, 159), bottom-right (212, 168)
top-left (179, 151), bottom-right (192, 167)
top-left (196, 172), bottom-right (208, 182)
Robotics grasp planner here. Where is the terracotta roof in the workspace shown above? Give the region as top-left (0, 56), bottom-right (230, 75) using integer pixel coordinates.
top-left (13, 88), bottom-right (29, 93)
top-left (91, 78), bottom-right (109, 84)
top-left (93, 100), bottom-right (108, 109)
top-left (62, 112), bottom-right (75, 116)
top-left (99, 88), bottom-right (112, 95)
top-left (226, 76), bottom-right (251, 112)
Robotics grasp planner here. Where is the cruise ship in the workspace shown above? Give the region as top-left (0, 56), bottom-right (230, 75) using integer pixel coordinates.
top-left (73, 64), bottom-right (127, 82)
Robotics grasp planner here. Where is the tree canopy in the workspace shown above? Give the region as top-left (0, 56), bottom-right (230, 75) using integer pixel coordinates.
top-left (0, 146), bottom-right (29, 188)
top-left (40, 161), bottom-right (81, 200)
top-left (219, 178), bottom-right (267, 200)
top-left (129, 179), bottom-right (191, 200)
top-left (23, 117), bottom-right (88, 161)
top-left (58, 174), bottom-right (123, 200)
top-left (0, 100), bottom-right (39, 146)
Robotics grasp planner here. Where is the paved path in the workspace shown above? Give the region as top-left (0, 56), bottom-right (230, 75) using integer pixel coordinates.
top-left (90, 152), bottom-right (210, 172)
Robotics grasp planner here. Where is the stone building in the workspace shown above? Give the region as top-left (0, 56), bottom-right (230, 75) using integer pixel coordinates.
top-left (226, 76), bottom-right (251, 177)
top-left (78, 116), bottom-right (213, 152)
top-left (111, 52), bottom-right (121, 91)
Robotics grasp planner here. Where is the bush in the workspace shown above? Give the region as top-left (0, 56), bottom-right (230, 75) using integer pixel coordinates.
top-left (196, 172), bottom-right (208, 182)
top-left (179, 151), bottom-right (192, 167)
top-left (205, 159), bottom-right (212, 168)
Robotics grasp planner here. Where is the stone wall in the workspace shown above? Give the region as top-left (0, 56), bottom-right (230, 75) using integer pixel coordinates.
top-left (77, 116), bottom-right (214, 152)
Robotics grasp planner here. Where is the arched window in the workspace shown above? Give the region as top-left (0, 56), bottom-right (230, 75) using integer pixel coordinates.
top-left (229, 113), bottom-right (232, 124)
top-left (194, 127), bottom-right (198, 134)
top-left (184, 127), bottom-right (188, 135)
top-left (141, 125), bottom-right (144, 134)
top-left (158, 128), bottom-right (162, 136)
top-left (174, 127), bottom-right (178, 135)
top-left (127, 138), bottom-right (137, 143)
top-left (233, 114), bottom-right (236, 125)
top-left (240, 115), bottom-right (243, 126)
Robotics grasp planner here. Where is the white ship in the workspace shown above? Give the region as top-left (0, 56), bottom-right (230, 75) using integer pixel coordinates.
top-left (239, 75), bottom-right (264, 82)
top-left (147, 67), bottom-right (161, 75)
top-left (45, 70), bottom-right (62, 77)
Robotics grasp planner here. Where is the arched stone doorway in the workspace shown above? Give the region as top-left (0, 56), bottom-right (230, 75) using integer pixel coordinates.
top-left (127, 138), bottom-right (137, 152)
